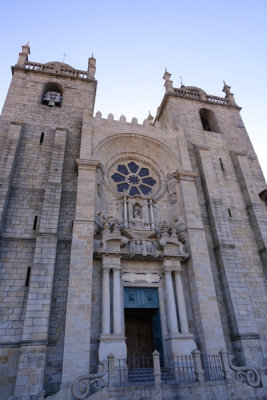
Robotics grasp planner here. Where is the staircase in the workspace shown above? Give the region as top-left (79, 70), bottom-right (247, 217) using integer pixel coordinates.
top-left (127, 368), bottom-right (154, 384)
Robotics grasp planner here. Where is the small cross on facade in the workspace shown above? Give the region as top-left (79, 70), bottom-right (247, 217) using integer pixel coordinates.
top-left (248, 155), bottom-right (255, 162)
top-left (236, 123), bottom-right (245, 130)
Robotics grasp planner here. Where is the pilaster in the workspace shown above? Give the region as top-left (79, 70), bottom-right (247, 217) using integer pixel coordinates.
top-left (231, 151), bottom-right (267, 270)
top-left (61, 159), bottom-right (99, 386)
top-left (196, 146), bottom-right (263, 367)
top-left (176, 169), bottom-right (226, 353)
top-left (0, 122), bottom-right (23, 234)
top-left (13, 128), bottom-right (67, 399)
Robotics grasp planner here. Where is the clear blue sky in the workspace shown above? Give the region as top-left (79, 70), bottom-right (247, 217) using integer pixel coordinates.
top-left (0, 0), bottom-right (266, 180)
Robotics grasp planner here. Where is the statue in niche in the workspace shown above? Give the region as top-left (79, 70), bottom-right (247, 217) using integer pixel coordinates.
top-left (133, 203), bottom-right (142, 219)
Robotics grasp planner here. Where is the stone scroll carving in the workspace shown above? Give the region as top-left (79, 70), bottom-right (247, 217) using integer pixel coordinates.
top-left (228, 356), bottom-right (262, 388)
top-left (71, 364), bottom-right (108, 399)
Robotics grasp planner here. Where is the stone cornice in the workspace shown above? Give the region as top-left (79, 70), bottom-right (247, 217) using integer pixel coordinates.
top-left (168, 169), bottom-right (198, 182)
top-left (76, 159), bottom-right (100, 171)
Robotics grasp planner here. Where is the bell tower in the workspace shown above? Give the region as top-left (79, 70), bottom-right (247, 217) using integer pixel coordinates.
top-left (0, 44), bottom-right (97, 398)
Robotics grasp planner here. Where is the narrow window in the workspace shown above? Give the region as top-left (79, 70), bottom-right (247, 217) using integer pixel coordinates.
top-left (40, 132), bottom-right (44, 144)
top-left (228, 208), bottom-right (232, 218)
top-left (219, 158), bottom-right (224, 171)
top-left (25, 267), bottom-right (31, 287)
top-left (33, 215), bottom-right (38, 230)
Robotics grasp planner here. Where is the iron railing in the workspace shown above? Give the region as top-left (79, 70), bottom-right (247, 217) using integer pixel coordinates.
top-left (72, 351), bottom-right (262, 398)
top-left (161, 355), bottom-right (196, 383)
top-left (201, 354), bottom-right (224, 381)
top-left (112, 357), bottom-right (154, 386)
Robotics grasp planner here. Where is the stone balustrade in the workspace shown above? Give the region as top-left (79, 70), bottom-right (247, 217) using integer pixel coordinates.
top-left (23, 61), bottom-right (88, 80)
top-left (129, 238), bottom-right (155, 256)
top-left (174, 88), bottom-right (229, 106)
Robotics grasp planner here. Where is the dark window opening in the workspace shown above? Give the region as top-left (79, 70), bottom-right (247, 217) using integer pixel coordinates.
top-left (199, 108), bottom-right (219, 132)
top-left (40, 132), bottom-right (44, 144)
top-left (42, 82), bottom-right (63, 107)
top-left (228, 208), bottom-right (232, 218)
top-left (219, 158), bottom-right (225, 171)
top-left (201, 117), bottom-right (211, 131)
top-left (25, 267), bottom-right (31, 287)
top-left (33, 215), bottom-right (38, 230)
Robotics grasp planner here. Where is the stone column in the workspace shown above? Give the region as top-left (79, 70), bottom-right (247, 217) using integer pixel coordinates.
top-left (164, 266), bottom-right (179, 335)
top-left (98, 257), bottom-right (126, 362)
top-left (174, 263), bottom-right (189, 334)
top-left (102, 267), bottom-right (111, 335)
top-left (113, 267), bottom-right (122, 335)
top-left (163, 259), bottom-right (196, 356)
top-left (149, 199), bottom-right (155, 228)
top-left (123, 196), bottom-right (128, 228)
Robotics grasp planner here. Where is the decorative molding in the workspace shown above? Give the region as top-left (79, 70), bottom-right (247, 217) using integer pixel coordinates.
top-left (230, 333), bottom-right (260, 341)
top-left (228, 356), bottom-right (262, 388)
top-left (71, 363), bottom-right (108, 399)
top-left (76, 158), bottom-right (100, 171)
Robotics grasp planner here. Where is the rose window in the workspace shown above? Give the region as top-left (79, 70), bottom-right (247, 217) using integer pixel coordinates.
top-left (111, 161), bottom-right (156, 196)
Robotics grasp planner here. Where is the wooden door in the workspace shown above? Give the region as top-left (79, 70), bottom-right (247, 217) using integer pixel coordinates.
top-left (125, 309), bottom-right (153, 363)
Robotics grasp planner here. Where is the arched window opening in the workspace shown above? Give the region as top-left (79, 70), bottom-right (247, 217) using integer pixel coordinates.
top-left (25, 266), bottom-right (31, 287)
top-left (42, 82), bottom-right (63, 107)
top-left (199, 108), bottom-right (219, 132)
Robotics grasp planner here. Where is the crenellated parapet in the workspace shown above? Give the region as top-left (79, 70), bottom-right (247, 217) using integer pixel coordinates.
top-left (94, 110), bottom-right (161, 129)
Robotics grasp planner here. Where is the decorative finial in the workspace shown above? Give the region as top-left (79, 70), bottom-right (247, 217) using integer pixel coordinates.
top-left (26, 41), bottom-right (30, 46)
top-left (62, 53), bottom-right (66, 63)
top-left (222, 81), bottom-right (231, 94)
top-left (147, 111), bottom-right (153, 121)
top-left (163, 70), bottom-right (174, 92)
top-left (180, 75), bottom-right (183, 86)
top-left (222, 81), bottom-right (237, 106)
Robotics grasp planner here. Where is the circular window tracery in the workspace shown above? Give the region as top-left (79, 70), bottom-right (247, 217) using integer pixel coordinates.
top-left (111, 161), bottom-right (157, 196)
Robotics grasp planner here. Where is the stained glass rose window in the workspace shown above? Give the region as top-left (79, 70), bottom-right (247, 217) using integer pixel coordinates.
top-left (111, 161), bottom-right (156, 196)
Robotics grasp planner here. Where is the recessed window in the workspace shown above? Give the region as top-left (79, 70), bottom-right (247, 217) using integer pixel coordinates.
top-left (33, 215), bottom-right (38, 230)
top-left (42, 82), bottom-right (63, 107)
top-left (40, 132), bottom-right (44, 144)
top-left (199, 108), bottom-right (219, 132)
top-left (25, 267), bottom-right (31, 287)
top-left (219, 158), bottom-right (225, 172)
top-left (228, 208), bottom-right (232, 218)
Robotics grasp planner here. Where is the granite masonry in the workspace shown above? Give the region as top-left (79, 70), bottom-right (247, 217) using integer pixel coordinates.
top-left (0, 44), bottom-right (267, 400)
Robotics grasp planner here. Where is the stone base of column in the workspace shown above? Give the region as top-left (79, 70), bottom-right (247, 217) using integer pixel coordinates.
top-left (166, 333), bottom-right (196, 356)
top-left (98, 335), bottom-right (127, 362)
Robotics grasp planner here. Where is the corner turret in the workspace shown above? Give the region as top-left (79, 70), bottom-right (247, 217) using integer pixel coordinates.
top-left (16, 43), bottom-right (30, 65)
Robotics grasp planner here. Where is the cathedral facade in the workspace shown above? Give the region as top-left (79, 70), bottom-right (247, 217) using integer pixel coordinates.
top-left (0, 44), bottom-right (267, 400)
